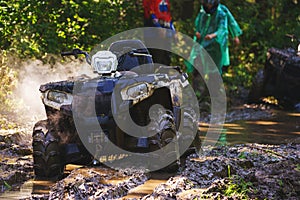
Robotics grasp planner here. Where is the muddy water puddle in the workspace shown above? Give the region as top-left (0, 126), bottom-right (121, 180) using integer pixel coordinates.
top-left (0, 166), bottom-right (174, 200)
top-left (200, 109), bottom-right (300, 145)
top-left (120, 172), bottom-right (175, 199)
top-left (121, 179), bottom-right (166, 199)
top-left (0, 164), bottom-right (81, 199)
top-left (0, 179), bottom-right (53, 200)
top-left (0, 108), bottom-right (299, 199)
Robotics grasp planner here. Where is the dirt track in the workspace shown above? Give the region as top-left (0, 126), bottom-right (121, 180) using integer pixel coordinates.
top-left (1, 106), bottom-right (300, 199)
top-left (1, 138), bottom-right (299, 199)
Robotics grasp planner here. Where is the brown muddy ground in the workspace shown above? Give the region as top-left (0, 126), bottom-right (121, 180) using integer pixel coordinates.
top-left (0, 105), bottom-right (299, 200)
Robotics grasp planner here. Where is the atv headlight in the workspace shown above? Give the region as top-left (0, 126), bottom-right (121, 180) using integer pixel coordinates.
top-left (93, 58), bottom-right (113, 73)
top-left (47, 91), bottom-right (69, 104)
top-left (43, 90), bottom-right (73, 110)
top-left (121, 83), bottom-right (149, 100)
top-left (91, 51), bottom-right (118, 74)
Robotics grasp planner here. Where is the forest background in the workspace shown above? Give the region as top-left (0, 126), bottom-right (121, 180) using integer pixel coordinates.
top-left (0, 0), bottom-right (299, 117)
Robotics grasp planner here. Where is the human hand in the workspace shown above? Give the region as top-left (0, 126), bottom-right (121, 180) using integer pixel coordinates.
top-left (233, 37), bottom-right (240, 46)
top-left (196, 32), bottom-right (201, 40)
top-left (204, 33), bottom-right (216, 40)
top-left (152, 18), bottom-right (159, 24)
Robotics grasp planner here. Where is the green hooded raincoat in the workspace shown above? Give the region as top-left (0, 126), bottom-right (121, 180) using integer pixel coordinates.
top-left (220, 4), bottom-right (243, 66)
top-left (187, 5), bottom-right (228, 74)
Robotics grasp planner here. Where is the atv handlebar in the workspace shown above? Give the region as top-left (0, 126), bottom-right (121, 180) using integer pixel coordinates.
top-left (129, 51), bottom-right (152, 58)
top-left (61, 48), bottom-right (91, 64)
top-left (286, 34), bottom-right (300, 43)
top-left (61, 47), bottom-right (152, 66)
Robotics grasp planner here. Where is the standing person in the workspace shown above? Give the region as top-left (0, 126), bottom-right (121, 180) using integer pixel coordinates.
top-left (185, 0), bottom-right (228, 97)
top-left (187, 0), bottom-right (228, 75)
top-left (143, 0), bottom-right (176, 66)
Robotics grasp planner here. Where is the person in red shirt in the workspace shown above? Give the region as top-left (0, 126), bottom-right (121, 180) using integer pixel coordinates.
top-left (143, 0), bottom-right (176, 65)
top-left (143, 0), bottom-right (173, 29)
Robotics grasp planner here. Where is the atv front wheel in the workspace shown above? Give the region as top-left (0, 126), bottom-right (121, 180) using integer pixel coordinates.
top-left (174, 107), bottom-right (202, 167)
top-left (157, 108), bottom-right (201, 171)
top-left (32, 120), bottom-right (64, 178)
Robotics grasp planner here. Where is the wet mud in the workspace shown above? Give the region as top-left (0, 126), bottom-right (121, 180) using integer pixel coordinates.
top-left (180, 144), bottom-right (300, 199)
top-left (0, 105), bottom-right (299, 199)
top-left (0, 130), bottom-right (33, 194)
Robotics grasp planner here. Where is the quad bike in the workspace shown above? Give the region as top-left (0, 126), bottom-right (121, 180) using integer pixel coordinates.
top-left (248, 34), bottom-right (300, 109)
top-left (32, 39), bottom-right (201, 178)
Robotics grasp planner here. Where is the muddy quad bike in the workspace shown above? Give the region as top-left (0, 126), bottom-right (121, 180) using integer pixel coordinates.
top-left (248, 34), bottom-right (300, 109)
top-left (32, 40), bottom-right (201, 178)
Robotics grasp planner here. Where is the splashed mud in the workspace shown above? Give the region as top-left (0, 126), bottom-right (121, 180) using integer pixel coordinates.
top-left (0, 129), bottom-right (33, 194)
top-left (0, 93), bottom-right (299, 199)
top-left (1, 134), bottom-right (299, 199)
top-left (145, 144), bottom-right (300, 199)
top-left (48, 167), bottom-right (148, 199)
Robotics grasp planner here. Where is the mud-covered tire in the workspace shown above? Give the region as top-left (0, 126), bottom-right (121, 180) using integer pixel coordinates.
top-left (158, 110), bottom-right (177, 147)
top-left (157, 108), bottom-right (201, 171)
top-left (178, 108), bottom-right (201, 157)
top-left (153, 109), bottom-right (178, 171)
top-left (32, 120), bottom-right (64, 178)
top-left (248, 69), bottom-right (265, 103)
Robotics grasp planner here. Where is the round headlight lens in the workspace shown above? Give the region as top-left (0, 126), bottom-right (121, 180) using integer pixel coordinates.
top-left (47, 91), bottom-right (68, 104)
top-left (94, 58), bottom-right (113, 73)
top-left (126, 83), bottom-right (148, 99)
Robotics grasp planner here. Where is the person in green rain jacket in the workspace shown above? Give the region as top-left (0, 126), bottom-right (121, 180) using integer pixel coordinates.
top-left (220, 3), bottom-right (243, 66)
top-left (220, 4), bottom-right (242, 44)
top-left (187, 0), bottom-right (228, 74)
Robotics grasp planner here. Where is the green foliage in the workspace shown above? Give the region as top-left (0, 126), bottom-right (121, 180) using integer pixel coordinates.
top-left (0, 0), bottom-right (298, 63)
top-left (3, 181), bottom-right (12, 190)
top-left (296, 164), bottom-right (300, 172)
top-left (0, 0), bottom-right (143, 58)
top-left (0, 50), bottom-right (18, 113)
top-left (238, 151), bottom-right (247, 159)
top-left (0, 0), bottom-right (299, 112)
top-left (227, 164), bottom-right (231, 177)
top-left (222, 0), bottom-right (299, 89)
top-left (171, 0), bottom-right (299, 104)
top-left (224, 176), bottom-right (253, 199)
